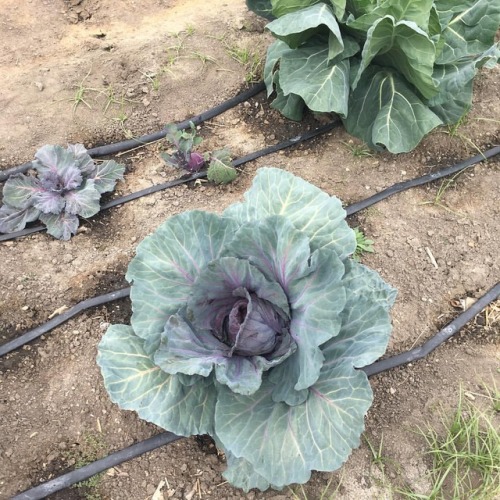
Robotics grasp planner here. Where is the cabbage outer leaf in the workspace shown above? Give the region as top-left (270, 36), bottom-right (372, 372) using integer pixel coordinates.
top-left (279, 44), bottom-right (350, 115)
top-left (97, 324), bottom-right (216, 436)
top-left (63, 179), bottom-right (101, 217)
top-left (264, 40), bottom-right (293, 97)
top-left (33, 145), bottom-right (76, 177)
top-left (271, 0), bottom-right (320, 18)
top-left (39, 212), bottom-right (80, 240)
top-left (353, 16), bottom-right (438, 99)
top-left (0, 205), bottom-right (40, 233)
top-left (343, 66), bottom-right (442, 153)
top-left (3, 174), bottom-right (41, 209)
top-left (67, 143), bottom-right (95, 174)
top-left (224, 216), bottom-right (312, 293)
top-left (267, 3), bottom-right (343, 56)
top-left (246, 0), bottom-right (275, 20)
top-left (435, 0), bottom-right (500, 64)
top-left (126, 211), bottom-right (239, 353)
top-left (346, 0), bottom-right (434, 32)
top-left (223, 451), bottom-right (271, 492)
top-left (215, 365), bottom-right (372, 489)
top-left (224, 167), bottom-right (356, 259)
top-left (321, 259), bottom-right (396, 369)
top-left (90, 160), bottom-right (125, 194)
top-left (268, 247), bottom-right (345, 404)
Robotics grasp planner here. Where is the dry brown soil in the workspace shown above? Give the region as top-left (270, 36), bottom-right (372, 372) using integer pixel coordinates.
top-left (0, 1), bottom-right (499, 499)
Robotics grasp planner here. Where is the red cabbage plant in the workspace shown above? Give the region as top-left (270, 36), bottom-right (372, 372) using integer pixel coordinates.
top-left (97, 167), bottom-right (397, 491)
top-left (0, 144), bottom-right (124, 240)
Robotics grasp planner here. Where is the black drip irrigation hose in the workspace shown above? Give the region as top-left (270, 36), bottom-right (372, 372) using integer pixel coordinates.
top-left (10, 281), bottom-right (500, 500)
top-left (0, 121), bottom-right (340, 243)
top-left (345, 145), bottom-right (500, 216)
top-left (362, 281), bottom-right (500, 377)
top-left (0, 288), bottom-right (130, 357)
top-left (11, 432), bottom-right (182, 500)
top-left (0, 82), bottom-right (266, 183)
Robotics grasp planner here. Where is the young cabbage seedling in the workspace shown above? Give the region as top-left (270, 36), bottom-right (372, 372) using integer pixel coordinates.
top-left (161, 122), bottom-right (237, 184)
top-left (0, 144), bottom-right (124, 240)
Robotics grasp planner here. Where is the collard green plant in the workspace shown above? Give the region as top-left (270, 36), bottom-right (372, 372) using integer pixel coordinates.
top-left (97, 167), bottom-right (396, 491)
top-left (0, 144), bottom-right (124, 240)
top-left (247, 0), bottom-right (500, 153)
top-left (161, 122), bottom-right (237, 184)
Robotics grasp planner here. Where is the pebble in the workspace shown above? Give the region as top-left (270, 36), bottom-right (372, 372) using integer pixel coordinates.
top-left (386, 249), bottom-right (394, 258)
top-left (34, 81), bottom-right (44, 91)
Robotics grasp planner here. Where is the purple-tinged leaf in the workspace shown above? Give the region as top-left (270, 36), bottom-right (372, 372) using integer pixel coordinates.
top-left (3, 174), bottom-right (41, 209)
top-left (67, 144), bottom-right (95, 175)
top-left (39, 212), bottom-right (79, 240)
top-left (89, 160), bottom-right (125, 194)
top-left (63, 179), bottom-right (101, 217)
top-left (33, 145), bottom-right (75, 176)
top-left (155, 313), bottom-right (294, 396)
top-left (188, 257), bottom-right (290, 333)
top-left (33, 189), bottom-right (66, 214)
top-left (223, 215), bottom-right (312, 295)
top-left (126, 212), bottom-right (239, 352)
top-left (187, 152), bottom-right (205, 172)
top-left (154, 314), bottom-right (231, 378)
top-left (269, 248), bottom-right (346, 404)
top-left (0, 205), bottom-right (40, 233)
top-left (59, 165), bottom-right (83, 191)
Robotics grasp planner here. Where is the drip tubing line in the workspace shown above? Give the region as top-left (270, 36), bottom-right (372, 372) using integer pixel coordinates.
top-left (11, 432), bottom-right (182, 500)
top-left (345, 145), bottom-right (500, 216)
top-left (0, 287), bottom-right (130, 357)
top-left (362, 281), bottom-right (500, 377)
top-left (9, 281), bottom-right (500, 499)
top-left (0, 82), bottom-right (266, 182)
top-left (0, 121), bottom-right (339, 243)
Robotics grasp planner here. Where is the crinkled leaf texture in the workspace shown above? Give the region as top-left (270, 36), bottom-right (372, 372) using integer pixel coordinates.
top-left (0, 143), bottom-right (124, 238)
top-left (98, 167), bottom-right (396, 492)
top-left (256, 0), bottom-right (500, 153)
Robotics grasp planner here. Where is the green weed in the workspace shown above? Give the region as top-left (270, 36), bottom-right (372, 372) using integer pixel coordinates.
top-left (420, 171), bottom-right (467, 216)
top-left (140, 71), bottom-right (160, 91)
top-left (401, 390), bottom-right (500, 499)
top-left (225, 43), bottom-right (264, 83)
top-left (341, 141), bottom-right (373, 157)
top-left (64, 433), bottom-right (107, 500)
top-left (68, 69), bottom-right (100, 115)
top-left (289, 473), bottom-right (342, 499)
top-left (353, 227), bottom-right (375, 261)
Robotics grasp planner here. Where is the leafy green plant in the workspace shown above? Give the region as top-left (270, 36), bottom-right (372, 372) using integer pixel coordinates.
top-left (247, 0), bottom-right (500, 153)
top-left (353, 227), bottom-right (374, 260)
top-left (161, 122), bottom-right (237, 183)
top-left (97, 167), bottom-right (396, 492)
top-left (66, 433), bottom-right (106, 500)
top-left (0, 145), bottom-right (124, 239)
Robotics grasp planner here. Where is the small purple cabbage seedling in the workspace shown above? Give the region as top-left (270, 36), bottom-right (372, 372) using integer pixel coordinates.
top-left (0, 144), bottom-right (125, 240)
top-left (161, 122), bottom-right (206, 173)
top-left (161, 122), bottom-right (237, 184)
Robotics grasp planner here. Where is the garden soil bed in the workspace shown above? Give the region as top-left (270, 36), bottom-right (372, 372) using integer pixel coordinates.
top-left (1, 1), bottom-right (499, 499)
